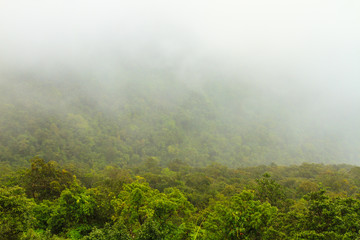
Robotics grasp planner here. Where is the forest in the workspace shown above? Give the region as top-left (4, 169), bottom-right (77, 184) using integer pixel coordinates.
top-left (1, 76), bottom-right (360, 239)
top-left (2, 156), bottom-right (360, 239)
top-left (1, 75), bottom-right (359, 170)
top-left (1, 1), bottom-right (360, 239)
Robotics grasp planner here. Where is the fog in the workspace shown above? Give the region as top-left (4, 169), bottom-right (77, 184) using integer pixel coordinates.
top-left (1, 0), bottom-right (360, 165)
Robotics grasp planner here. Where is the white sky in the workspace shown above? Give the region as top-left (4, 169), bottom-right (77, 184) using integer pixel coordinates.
top-left (0, 0), bottom-right (359, 92)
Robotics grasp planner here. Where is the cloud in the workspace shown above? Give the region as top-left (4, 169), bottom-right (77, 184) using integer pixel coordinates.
top-left (0, 0), bottom-right (359, 127)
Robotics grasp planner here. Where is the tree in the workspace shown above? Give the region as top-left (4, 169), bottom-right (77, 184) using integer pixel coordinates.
top-left (0, 186), bottom-right (35, 240)
top-left (200, 190), bottom-right (282, 240)
top-left (280, 189), bottom-right (360, 239)
top-left (111, 180), bottom-right (195, 239)
top-left (47, 186), bottom-right (105, 238)
top-left (22, 157), bottom-right (75, 201)
top-left (255, 173), bottom-right (287, 209)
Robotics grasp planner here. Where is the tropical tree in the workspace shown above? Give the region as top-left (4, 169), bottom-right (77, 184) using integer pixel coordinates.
top-left (0, 186), bottom-right (35, 240)
top-left (200, 190), bottom-right (282, 239)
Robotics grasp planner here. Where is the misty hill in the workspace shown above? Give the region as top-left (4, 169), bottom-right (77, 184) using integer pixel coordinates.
top-left (0, 70), bottom-right (359, 169)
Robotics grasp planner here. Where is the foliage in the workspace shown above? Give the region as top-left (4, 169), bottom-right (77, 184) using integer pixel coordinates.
top-left (1, 78), bottom-right (357, 170)
top-left (82, 222), bottom-right (131, 240)
top-left (21, 157), bottom-right (75, 201)
top-left (47, 186), bottom-right (100, 236)
top-left (2, 158), bottom-right (360, 239)
top-left (255, 173), bottom-right (287, 209)
top-left (111, 180), bottom-right (195, 239)
top-left (200, 190), bottom-right (282, 239)
top-left (0, 186), bottom-right (35, 240)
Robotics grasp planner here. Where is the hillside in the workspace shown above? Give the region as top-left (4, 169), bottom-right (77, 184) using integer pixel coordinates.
top-left (1, 70), bottom-right (358, 170)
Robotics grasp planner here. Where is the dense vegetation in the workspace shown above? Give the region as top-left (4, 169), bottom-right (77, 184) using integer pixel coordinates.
top-left (1, 74), bottom-right (358, 170)
top-left (1, 75), bottom-right (360, 239)
top-left (2, 157), bottom-right (360, 239)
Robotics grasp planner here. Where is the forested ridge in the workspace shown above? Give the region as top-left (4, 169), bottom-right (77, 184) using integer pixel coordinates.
top-left (1, 75), bottom-right (358, 169)
top-left (1, 76), bottom-right (360, 239)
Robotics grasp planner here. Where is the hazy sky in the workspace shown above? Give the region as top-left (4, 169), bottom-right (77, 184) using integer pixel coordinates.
top-left (0, 0), bottom-right (359, 99)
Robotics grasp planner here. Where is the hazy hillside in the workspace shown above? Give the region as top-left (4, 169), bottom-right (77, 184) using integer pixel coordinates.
top-left (1, 0), bottom-right (359, 170)
top-left (1, 69), bottom-right (359, 169)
